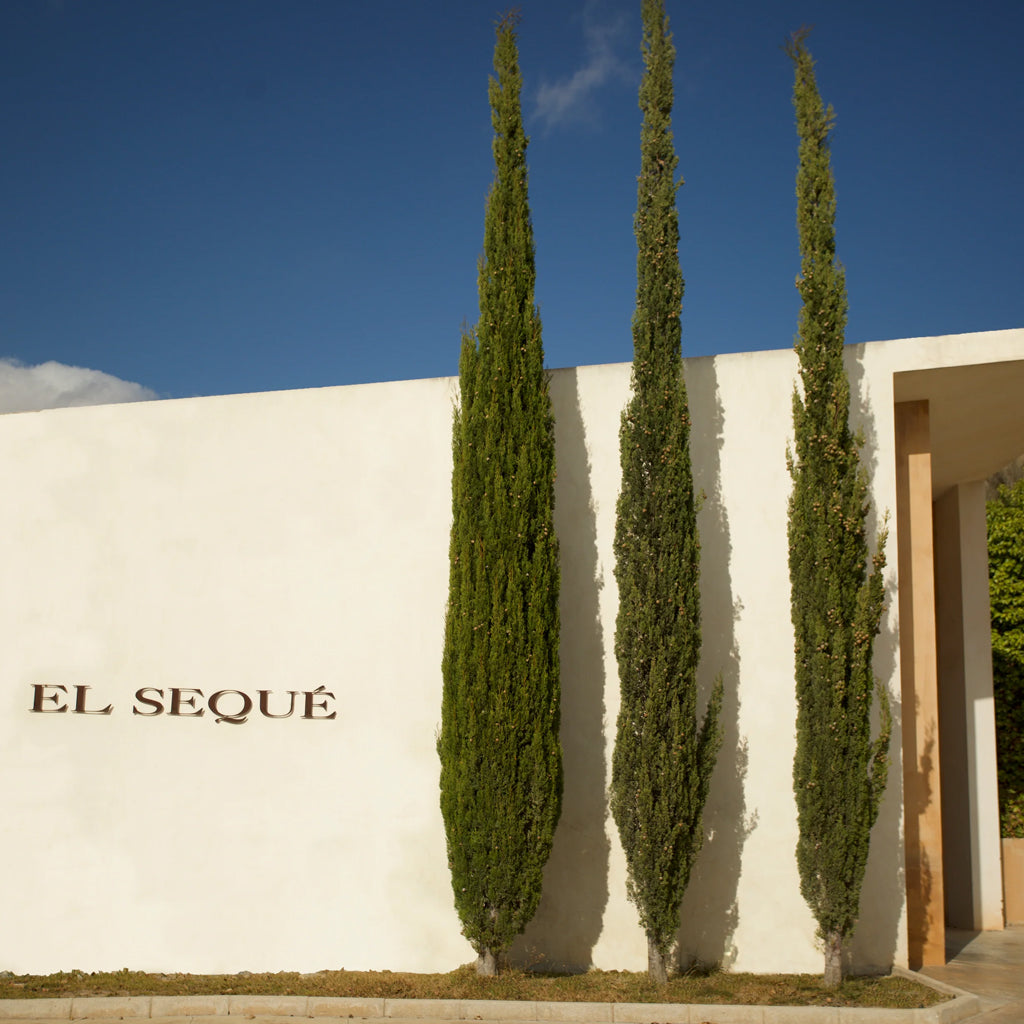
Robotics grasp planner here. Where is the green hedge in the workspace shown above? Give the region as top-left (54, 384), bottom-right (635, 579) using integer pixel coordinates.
top-left (988, 479), bottom-right (1024, 839)
top-left (993, 649), bottom-right (1024, 837)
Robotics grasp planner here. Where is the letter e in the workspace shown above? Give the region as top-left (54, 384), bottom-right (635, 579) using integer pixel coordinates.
top-left (30, 684), bottom-right (68, 714)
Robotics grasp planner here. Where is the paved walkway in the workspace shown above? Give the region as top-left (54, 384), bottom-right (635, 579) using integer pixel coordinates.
top-left (919, 926), bottom-right (1024, 1022)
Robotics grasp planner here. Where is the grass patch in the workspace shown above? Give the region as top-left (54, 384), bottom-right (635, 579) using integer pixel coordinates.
top-left (0, 966), bottom-right (946, 1009)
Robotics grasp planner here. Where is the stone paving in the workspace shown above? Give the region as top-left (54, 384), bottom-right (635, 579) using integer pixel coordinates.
top-left (919, 926), bottom-right (1024, 1022)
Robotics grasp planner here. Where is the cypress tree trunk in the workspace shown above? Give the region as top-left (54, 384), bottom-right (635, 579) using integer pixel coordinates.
top-left (438, 13), bottom-right (562, 977)
top-left (823, 930), bottom-right (843, 990)
top-left (476, 949), bottom-right (499, 979)
top-left (610, 0), bottom-right (722, 982)
top-left (786, 30), bottom-right (891, 989)
top-left (647, 936), bottom-right (669, 986)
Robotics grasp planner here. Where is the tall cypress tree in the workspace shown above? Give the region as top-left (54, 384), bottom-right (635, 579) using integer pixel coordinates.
top-left (786, 30), bottom-right (890, 989)
top-left (438, 13), bottom-right (561, 979)
top-left (611, 0), bottom-right (721, 985)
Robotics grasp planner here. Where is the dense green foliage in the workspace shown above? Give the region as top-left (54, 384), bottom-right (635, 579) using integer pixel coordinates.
top-left (987, 478), bottom-right (1024, 838)
top-left (610, 0), bottom-right (721, 983)
top-left (785, 32), bottom-right (890, 987)
top-left (438, 14), bottom-right (561, 974)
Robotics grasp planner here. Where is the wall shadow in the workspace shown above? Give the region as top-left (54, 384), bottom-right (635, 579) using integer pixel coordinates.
top-left (903, 723), bottom-right (938, 969)
top-left (846, 344), bottom-right (905, 972)
top-left (674, 357), bottom-right (754, 971)
top-left (846, 568), bottom-right (904, 973)
top-left (510, 368), bottom-right (610, 972)
top-left (944, 928), bottom-right (979, 959)
top-left (845, 344), bottom-right (882, 526)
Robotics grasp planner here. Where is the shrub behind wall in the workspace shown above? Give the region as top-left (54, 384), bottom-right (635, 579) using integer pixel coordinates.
top-left (988, 476), bottom-right (1024, 838)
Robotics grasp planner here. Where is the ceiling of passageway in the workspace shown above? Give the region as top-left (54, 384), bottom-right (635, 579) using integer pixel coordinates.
top-left (894, 359), bottom-right (1024, 497)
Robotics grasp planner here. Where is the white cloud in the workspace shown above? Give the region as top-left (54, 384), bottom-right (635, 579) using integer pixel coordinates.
top-left (0, 359), bottom-right (157, 414)
top-left (534, 8), bottom-right (630, 130)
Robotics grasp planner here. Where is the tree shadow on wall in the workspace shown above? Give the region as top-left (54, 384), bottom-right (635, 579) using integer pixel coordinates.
top-left (510, 368), bottom-right (610, 972)
top-left (845, 343), bottom-right (906, 974)
top-left (846, 568), bottom-right (904, 973)
top-left (900, 720), bottom-right (938, 970)
top-left (845, 344), bottom-right (884, 560)
top-left (674, 357), bottom-right (756, 971)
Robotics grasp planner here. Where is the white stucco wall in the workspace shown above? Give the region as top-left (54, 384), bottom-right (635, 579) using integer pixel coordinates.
top-left (2, 329), bottom-right (1022, 977)
top-left (1, 379), bottom-right (464, 974)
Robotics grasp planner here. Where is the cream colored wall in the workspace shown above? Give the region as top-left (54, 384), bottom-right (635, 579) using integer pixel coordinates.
top-left (2, 329), bottom-right (1022, 977)
top-left (0, 380), bottom-right (466, 974)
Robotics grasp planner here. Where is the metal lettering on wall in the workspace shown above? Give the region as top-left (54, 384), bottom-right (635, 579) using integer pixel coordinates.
top-left (27, 684), bottom-right (337, 724)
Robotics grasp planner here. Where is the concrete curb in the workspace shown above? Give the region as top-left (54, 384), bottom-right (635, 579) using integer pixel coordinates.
top-left (0, 973), bottom-right (981, 1024)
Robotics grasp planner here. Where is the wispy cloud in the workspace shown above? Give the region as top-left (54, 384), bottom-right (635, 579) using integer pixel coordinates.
top-left (534, 7), bottom-right (631, 130)
top-left (0, 359), bottom-right (157, 414)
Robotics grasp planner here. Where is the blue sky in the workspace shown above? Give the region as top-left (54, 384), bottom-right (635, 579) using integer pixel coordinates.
top-left (1, 0), bottom-right (1022, 404)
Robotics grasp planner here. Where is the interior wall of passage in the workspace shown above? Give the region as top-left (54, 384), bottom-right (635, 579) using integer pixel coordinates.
top-left (935, 482), bottom-right (1004, 931)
